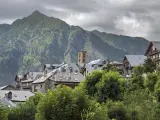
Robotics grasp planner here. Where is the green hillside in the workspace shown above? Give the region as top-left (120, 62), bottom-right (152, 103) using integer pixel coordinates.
top-left (0, 11), bottom-right (149, 84)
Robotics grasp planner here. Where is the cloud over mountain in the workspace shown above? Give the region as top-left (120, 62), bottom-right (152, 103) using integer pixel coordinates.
top-left (0, 0), bottom-right (160, 41)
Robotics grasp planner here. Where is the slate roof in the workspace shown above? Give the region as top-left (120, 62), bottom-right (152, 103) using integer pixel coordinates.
top-left (88, 59), bottom-right (105, 65)
top-left (33, 63), bottom-right (85, 84)
top-left (0, 85), bottom-right (8, 90)
top-left (86, 59), bottom-right (106, 73)
top-left (0, 98), bottom-right (16, 107)
top-left (0, 90), bottom-right (34, 102)
top-left (32, 70), bottom-right (57, 84)
top-left (125, 55), bottom-right (147, 67)
top-left (21, 72), bottom-right (44, 83)
top-left (54, 63), bottom-right (85, 83)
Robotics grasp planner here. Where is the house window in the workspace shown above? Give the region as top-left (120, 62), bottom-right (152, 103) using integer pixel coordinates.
top-left (40, 84), bottom-right (43, 88)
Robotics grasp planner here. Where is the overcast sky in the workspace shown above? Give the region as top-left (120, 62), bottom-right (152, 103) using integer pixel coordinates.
top-left (0, 0), bottom-right (159, 41)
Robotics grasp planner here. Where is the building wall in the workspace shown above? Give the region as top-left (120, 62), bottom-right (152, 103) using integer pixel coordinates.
top-left (78, 51), bottom-right (87, 64)
top-left (147, 45), bottom-right (160, 65)
top-left (32, 83), bottom-right (45, 93)
top-left (21, 82), bottom-right (32, 91)
top-left (32, 79), bottom-right (56, 93)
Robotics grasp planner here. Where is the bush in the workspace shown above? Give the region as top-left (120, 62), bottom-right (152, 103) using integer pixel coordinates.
top-left (85, 70), bottom-right (104, 96)
top-left (133, 65), bottom-right (144, 76)
top-left (154, 80), bottom-right (160, 102)
top-left (96, 71), bottom-right (126, 102)
top-left (123, 89), bottom-right (157, 120)
top-left (0, 104), bottom-right (8, 120)
top-left (144, 73), bottom-right (159, 92)
top-left (144, 58), bottom-right (156, 73)
top-left (156, 66), bottom-right (160, 75)
top-left (107, 101), bottom-right (129, 120)
top-left (128, 75), bottom-right (145, 91)
top-left (36, 85), bottom-right (108, 120)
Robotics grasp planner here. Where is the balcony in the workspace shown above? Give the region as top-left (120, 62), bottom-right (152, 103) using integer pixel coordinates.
top-left (153, 57), bottom-right (160, 62)
top-left (148, 50), bottom-right (160, 56)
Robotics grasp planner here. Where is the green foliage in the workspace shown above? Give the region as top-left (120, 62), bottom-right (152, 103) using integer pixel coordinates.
top-left (36, 86), bottom-right (78, 120)
top-left (123, 89), bottom-right (159, 120)
top-left (107, 101), bottom-right (129, 120)
top-left (128, 75), bottom-right (145, 91)
top-left (85, 70), bottom-right (104, 96)
top-left (144, 58), bottom-right (156, 73)
top-left (133, 65), bottom-right (144, 76)
top-left (20, 54), bottom-right (41, 73)
top-left (0, 104), bottom-right (8, 120)
top-left (154, 79), bottom-right (160, 102)
top-left (144, 73), bottom-right (159, 92)
top-left (81, 102), bottom-right (108, 120)
top-left (36, 85), bottom-right (108, 120)
top-left (96, 71), bottom-right (126, 102)
top-left (156, 65), bottom-right (160, 75)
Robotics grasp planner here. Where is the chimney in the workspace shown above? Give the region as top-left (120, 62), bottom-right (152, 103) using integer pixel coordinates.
top-left (5, 91), bottom-right (12, 100)
top-left (44, 68), bottom-right (47, 77)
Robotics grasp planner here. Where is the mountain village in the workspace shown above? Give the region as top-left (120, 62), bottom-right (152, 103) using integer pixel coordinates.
top-left (0, 41), bottom-right (159, 107)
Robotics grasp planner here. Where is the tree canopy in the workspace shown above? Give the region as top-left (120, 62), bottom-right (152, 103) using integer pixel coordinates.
top-left (1, 66), bottom-right (160, 120)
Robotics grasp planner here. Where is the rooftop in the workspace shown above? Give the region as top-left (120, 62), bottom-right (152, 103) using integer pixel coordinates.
top-left (125, 55), bottom-right (147, 67)
top-left (33, 63), bottom-right (85, 84)
top-left (0, 98), bottom-right (16, 107)
top-left (87, 59), bottom-right (106, 65)
top-left (32, 71), bottom-right (54, 84)
top-left (0, 90), bottom-right (34, 102)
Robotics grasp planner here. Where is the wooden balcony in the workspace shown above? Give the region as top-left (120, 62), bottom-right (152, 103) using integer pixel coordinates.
top-left (148, 50), bottom-right (160, 56)
top-left (154, 57), bottom-right (160, 61)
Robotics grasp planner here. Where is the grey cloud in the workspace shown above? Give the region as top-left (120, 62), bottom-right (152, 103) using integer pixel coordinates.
top-left (0, 0), bottom-right (160, 40)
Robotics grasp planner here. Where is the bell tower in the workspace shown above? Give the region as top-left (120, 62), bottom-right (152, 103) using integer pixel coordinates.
top-left (78, 51), bottom-right (87, 64)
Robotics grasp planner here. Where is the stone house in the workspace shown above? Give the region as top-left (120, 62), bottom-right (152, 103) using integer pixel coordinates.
top-left (145, 41), bottom-right (160, 65)
top-left (15, 72), bottom-right (43, 91)
top-left (32, 63), bottom-right (85, 93)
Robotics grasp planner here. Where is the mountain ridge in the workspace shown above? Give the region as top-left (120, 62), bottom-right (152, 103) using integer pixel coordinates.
top-left (0, 10), bottom-right (149, 84)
